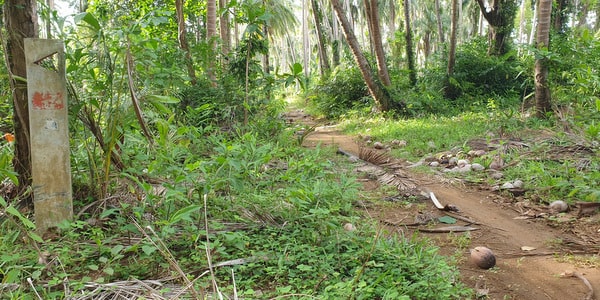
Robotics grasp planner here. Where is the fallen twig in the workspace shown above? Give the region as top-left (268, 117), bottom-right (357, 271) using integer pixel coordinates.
top-left (560, 270), bottom-right (595, 300)
top-left (418, 226), bottom-right (479, 233)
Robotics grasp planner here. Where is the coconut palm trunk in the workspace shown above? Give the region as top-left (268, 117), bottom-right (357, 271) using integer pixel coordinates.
top-left (330, 0), bottom-right (395, 112)
top-left (534, 0), bottom-right (552, 117)
top-left (4, 0), bottom-right (38, 197)
top-left (365, 0), bottom-right (391, 86)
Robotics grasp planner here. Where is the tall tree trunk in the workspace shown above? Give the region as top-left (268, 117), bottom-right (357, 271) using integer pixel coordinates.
top-left (365, 0), bottom-right (391, 86)
top-left (435, 0), bottom-right (445, 44)
top-left (403, 0), bottom-right (416, 86)
top-left (331, 8), bottom-right (341, 68)
top-left (4, 0), bottom-right (38, 197)
top-left (517, 0), bottom-right (527, 50)
top-left (553, 0), bottom-right (568, 33)
top-left (330, 0), bottom-right (396, 112)
top-left (206, 0), bottom-right (217, 85)
top-left (444, 0), bottom-right (460, 99)
top-left (535, 0), bottom-right (552, 118)
top-left (529, 2), bottom-right (537, 45)
top-left (447, 0), bottom-right (459, 77)
top-left (311, 0), bottom-right (331, 78)
top-left (175, 0), bottom-right (198, 85)
top-left (219, 0), bottom-right (231, 59)
top-left (476, 0), bottom-right (518, 56)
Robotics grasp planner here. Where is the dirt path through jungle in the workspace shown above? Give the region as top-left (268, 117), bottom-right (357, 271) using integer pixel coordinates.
top-left (286, 109), bottom-right (600, 300)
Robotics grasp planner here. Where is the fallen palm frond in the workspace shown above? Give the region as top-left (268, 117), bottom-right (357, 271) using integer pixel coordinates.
top-left (345, 147), bottom-right (417, 193)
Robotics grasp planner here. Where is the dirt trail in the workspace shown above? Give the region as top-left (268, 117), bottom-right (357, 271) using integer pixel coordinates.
top-left (287, 110), bottom-right (600, 300)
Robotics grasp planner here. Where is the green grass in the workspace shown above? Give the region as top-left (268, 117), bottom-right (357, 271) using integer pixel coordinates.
top-left (0, 128), bottom-right (472, 299)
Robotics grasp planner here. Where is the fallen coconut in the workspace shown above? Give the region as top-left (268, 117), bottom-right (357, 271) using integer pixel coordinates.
top-left (549, 200), bottom-right (568, 213)
top-left (512, 179), bottom-right (524, 189)
top-left (471, 163), bottom-right (485, 171)
top-left (470, 246), bottom-right (496, 269)
top-left (457, 159), bottom-right (470, 168)
top-left (343, 223), bottom-right (356, 231)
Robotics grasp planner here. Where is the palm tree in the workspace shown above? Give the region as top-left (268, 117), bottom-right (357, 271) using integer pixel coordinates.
top-left (219, 0), bottom-right (231, 58)
top-left (435, 0), bottom-right (445, 44)
top-left (535, 0), bottom-right (552, 117)
top-left (365, 0), bottom-right (391, 86)
top-left (403, 0), bottom-right (416, 86)
top-left (443, 0), bottom-right (460, 99)
top-left (311, 0), bottom-right (331, 77)
top-left (447, 0), bottom-right (460, 78)
top-left (207, 0), bottom-right (218, 84)
top-left (330, 0), bottom-right (394, 111)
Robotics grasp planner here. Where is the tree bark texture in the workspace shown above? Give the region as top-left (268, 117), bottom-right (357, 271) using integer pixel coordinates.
top-left (330, 0), bottom-right (393, 112)
top-left (447, 0), bottom-right (459, 77)
top-left (435, 0), bottom-right (445, 44)
top-left (365, 0), bottom-right (391, 86)
top-left (535, 0), bottom-right (552, 117)
top-left (175, 0), bottom-right (198, 85)
top-left (4, 0), bottom-right (39, 194)
top-left (206, 0), bottom-right (218, 85)
top-left (476, 0), bottom-right (518, 56)
top-left (219, 0), bottom-right (231, 59)
top-left (311, 0), bottom-right (331, 77)
top-left (403, 0), bottom-right (416, 86)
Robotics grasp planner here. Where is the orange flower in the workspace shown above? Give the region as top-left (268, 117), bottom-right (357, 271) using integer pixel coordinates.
top-left (3, 133), bottom-right (14, 143)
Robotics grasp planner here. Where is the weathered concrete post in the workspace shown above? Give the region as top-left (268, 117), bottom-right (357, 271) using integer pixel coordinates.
top-left (25, 39), bottom-right (73, 234)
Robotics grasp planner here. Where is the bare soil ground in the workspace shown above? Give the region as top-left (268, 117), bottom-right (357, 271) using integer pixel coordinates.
top-left (286, 109), bottom-right (600, 300)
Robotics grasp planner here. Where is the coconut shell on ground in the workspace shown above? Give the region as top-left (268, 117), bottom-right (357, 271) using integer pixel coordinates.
top-left (470, 246), bottom-right (496, 269)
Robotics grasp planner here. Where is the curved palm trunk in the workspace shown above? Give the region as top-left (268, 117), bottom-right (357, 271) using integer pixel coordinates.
top-left (365, 0), bottom-right (391, 86)
top-left (331, 0), bottom-right (395, 112)
top-left (4, 0), bottom-right (39, 195)
top-left (535, 0), bottom-right (552, 117)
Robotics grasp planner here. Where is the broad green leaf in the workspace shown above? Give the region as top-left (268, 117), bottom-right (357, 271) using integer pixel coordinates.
top-left (111, 245), bottom-right (124, 256)
top-left (146, 94), bottom-right (180, 104)
top-left (74, 12), bottom-right (101, 32)
top-left (169, 204), bottom-right (201, 224)
top-left (142, 245), bottom-right (157, 256)
top-left (5, 206), bottom-right (36, 229)
top-left (28, 231), bottom-right (44, 243)
top-left (291, 62), bottom-right (302, 75)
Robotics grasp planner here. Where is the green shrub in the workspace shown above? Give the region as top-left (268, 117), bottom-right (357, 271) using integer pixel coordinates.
top-left (310, 63), bottom-right (371, 118)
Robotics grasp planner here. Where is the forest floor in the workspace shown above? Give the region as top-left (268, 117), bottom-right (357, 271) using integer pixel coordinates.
top-left (285, 109), bottom-right (600, 300)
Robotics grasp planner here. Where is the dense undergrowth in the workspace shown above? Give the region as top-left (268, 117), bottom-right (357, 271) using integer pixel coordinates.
top-left (0, 125), bottom-right (472, 299)
top-left (1, 7), bottom-right (599, 299)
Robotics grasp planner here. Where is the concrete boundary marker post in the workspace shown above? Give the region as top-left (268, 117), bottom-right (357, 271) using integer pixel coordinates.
top-left (25, 38), bottom-right (73, 234)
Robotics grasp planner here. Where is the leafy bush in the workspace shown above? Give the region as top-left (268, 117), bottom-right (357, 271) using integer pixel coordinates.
top-left (451, 38), bottom-right (526, 97)
top-left (310, 63), bottom-right (371, 118)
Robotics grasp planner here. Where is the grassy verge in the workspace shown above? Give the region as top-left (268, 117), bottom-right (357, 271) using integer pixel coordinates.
top-left (340, 107), bottom-right (599, 205)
